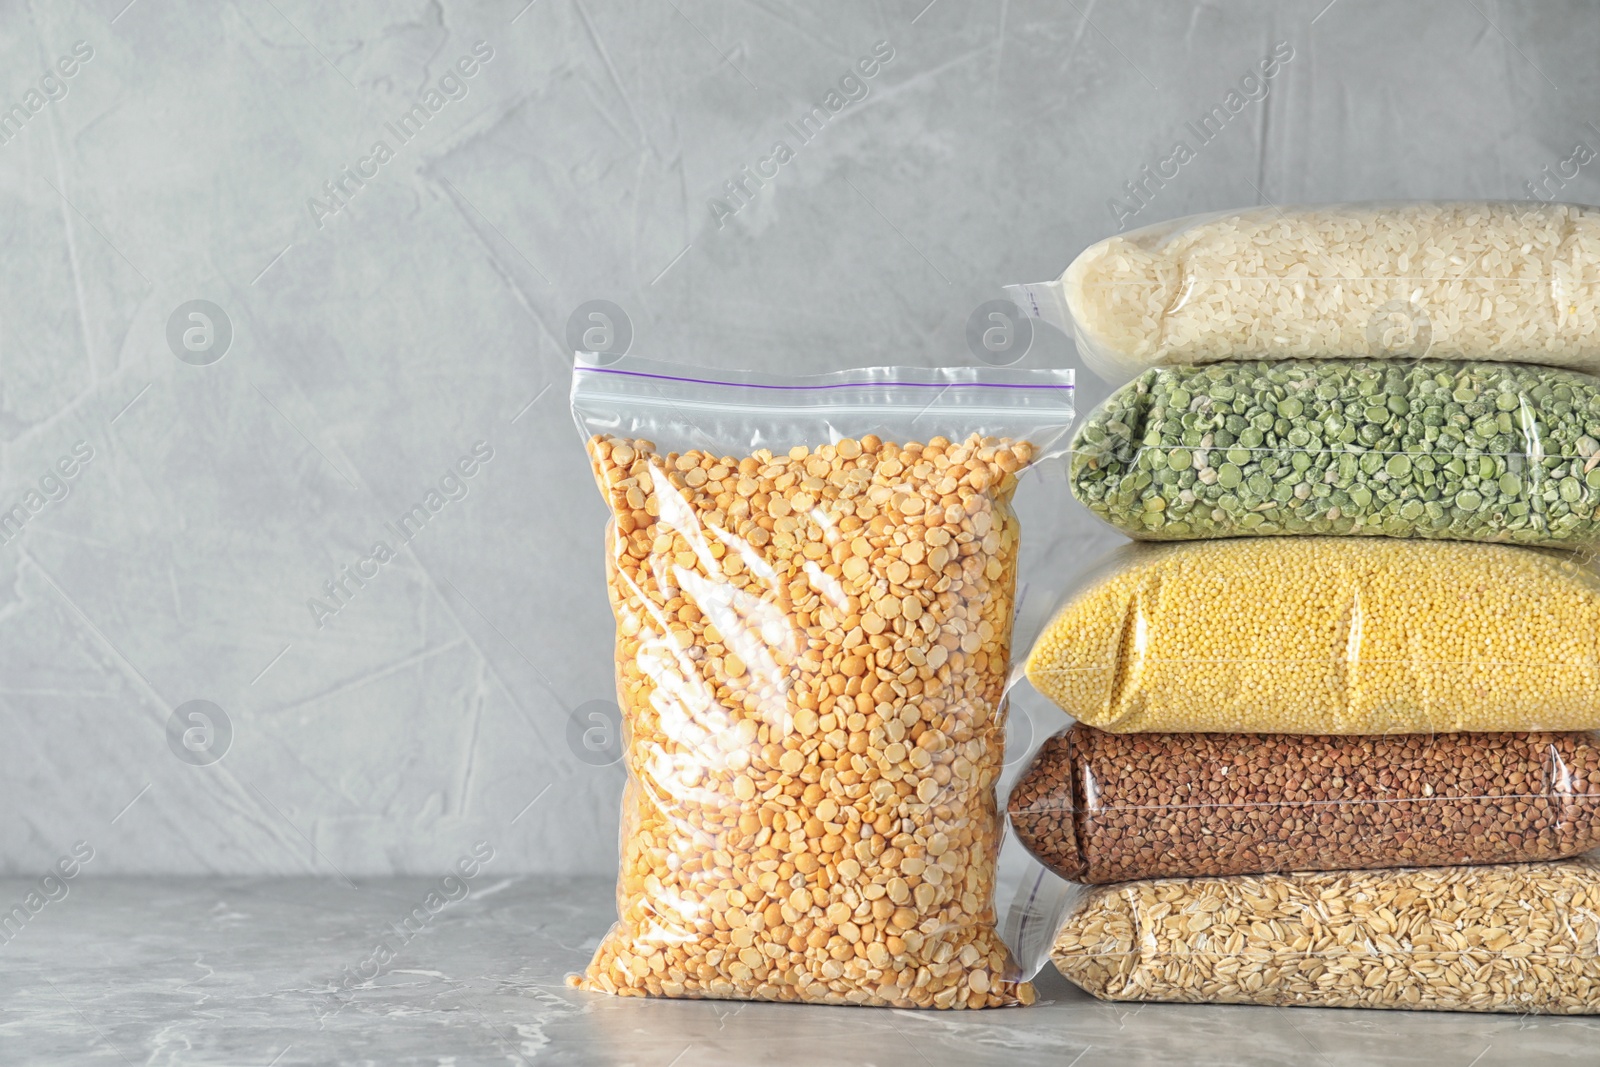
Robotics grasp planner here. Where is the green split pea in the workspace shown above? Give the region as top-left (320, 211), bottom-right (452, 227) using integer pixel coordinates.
top-left (1069, 359), bottom-right (1600, 545)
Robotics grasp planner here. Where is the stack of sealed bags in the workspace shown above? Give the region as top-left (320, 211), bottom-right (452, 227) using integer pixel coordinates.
top-left (1006, 201), bottom-right (1600, 1014)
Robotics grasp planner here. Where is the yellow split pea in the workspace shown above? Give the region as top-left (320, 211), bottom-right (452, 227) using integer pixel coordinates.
top-left (1026, 537), bottom-right (1600, 733)
top-left (572, 432), bottom-right (1036, 1008)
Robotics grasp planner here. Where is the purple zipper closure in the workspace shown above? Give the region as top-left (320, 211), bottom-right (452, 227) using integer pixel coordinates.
top-left (574, 366), bottom-right (1074, 391)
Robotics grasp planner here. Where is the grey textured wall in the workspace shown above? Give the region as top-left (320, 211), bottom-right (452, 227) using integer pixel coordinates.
top-left (4, 0), bottom-right (1597, 876)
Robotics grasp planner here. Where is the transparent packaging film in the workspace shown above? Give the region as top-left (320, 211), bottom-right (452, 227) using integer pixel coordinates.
top-left (568, 355), bottom-right (1074, 1007)
top-left (1051, 858), bottom-right (1600, 1014)
top-left (1023, 536), bottom-right (1600, 734)
top-left (1009, 726), bottom-right (1600, 883)
top-left (1007, 201), bottom-right (1600, 382)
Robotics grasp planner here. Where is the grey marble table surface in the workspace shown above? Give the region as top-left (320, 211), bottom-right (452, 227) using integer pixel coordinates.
top-left (4, 877), bottom-right (1600, 1066)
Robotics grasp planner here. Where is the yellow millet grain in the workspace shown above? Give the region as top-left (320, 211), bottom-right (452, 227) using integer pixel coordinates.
top-left (1025, 537), bottom-right (1600, 733)
top-left (1053, 858), bottom-right (1600, 1013)
top-left (571, 432), bottom-right (1036, 1008)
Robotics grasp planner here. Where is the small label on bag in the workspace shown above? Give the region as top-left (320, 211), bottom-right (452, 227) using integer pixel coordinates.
top-left (1003, 281), bottom-right (1072, 338)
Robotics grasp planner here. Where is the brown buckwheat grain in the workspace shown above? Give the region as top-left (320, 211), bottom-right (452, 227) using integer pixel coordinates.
top-left (1053, 858), bottom-right (1600, 1013)
top-left (571, 432), bottom-right (1036, 1008)
top-left (1009, 727), bottom-right (1600, 883)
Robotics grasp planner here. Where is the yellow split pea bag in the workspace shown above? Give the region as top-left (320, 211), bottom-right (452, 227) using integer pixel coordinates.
top-left (569, 356), bottom-right (1074, 1007)
top-left (1026, 537), bottom-right (1600, 733)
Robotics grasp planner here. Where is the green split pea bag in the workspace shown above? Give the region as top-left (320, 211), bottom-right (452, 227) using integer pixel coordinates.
top-left (1070, 359), bottom-right (1600, 546)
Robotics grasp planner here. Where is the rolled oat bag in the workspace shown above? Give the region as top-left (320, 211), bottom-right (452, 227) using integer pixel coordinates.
top-left (1006, 201), bottom-right (1600, 382)
top-left (1009, 726), bottom-right (1600, 883)
top-left (1025, 537), bottom-right (1600, 734)
top-left (1052, 858), bottom-right (1600, 1013)
top-left (568, 355), bottom-right (1074, 1008)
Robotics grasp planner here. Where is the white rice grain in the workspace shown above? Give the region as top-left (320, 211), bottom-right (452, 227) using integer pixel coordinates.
top-left (1060, 202), bottom-right (1600, 379)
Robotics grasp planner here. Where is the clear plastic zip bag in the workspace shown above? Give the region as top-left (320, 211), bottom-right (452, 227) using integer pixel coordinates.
top-left (1008, 726), bottom-right (1600, 883)
top-left (1070, 359), bottom-right (1600, 546)
top-left (1023, 536), bottom-right (1600, 734)
top-left (1007, 201), bottom-right (1600, 383)
top-left (567, 354), bottom-right (1074, 1008)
